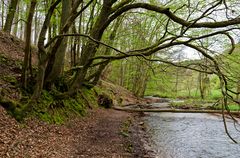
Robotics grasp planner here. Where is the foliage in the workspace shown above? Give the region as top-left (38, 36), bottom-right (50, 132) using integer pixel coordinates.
top-left (213, 104), bottom-right (240, 111)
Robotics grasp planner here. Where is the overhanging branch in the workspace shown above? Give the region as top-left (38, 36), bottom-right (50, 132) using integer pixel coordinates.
top-left (44, 33), bottom-right (129, 56)
top-left (104, 2), bottom-right (240, 31)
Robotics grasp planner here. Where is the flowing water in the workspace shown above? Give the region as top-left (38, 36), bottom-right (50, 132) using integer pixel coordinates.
top-left (144, 103), bottom-right (240, 158)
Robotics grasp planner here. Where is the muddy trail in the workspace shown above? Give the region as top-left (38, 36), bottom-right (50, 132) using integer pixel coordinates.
top-left (0, 107), bottom-right (152, 158)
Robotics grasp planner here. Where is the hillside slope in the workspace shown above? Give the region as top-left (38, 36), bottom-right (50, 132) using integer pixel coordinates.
top-left (0, 31), bottom-right (152, 157)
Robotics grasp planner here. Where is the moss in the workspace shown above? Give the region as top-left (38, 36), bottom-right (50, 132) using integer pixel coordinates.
top-left (52, 109), bottom-right (65, 124)
top-left (0, 54), bottom-right (22, 70)
top-left (94, 86), bottom-right (115, 107)
top-left (0, 96), bottom-right (25, 121)
top-left (0, 55), bottom-right (7, 63)
top-left (30, 90), bottom-right (89, 124)
top-left (2, 76), bottom-right (17, 85)
top-left (63, 96), bottom-right (86, 116)
top-left (1, 84), bottom-right (101, 123)
top-left (38, 112), bottom-right (52, 123)
top-left (81, 87), bottom-right (98, 108)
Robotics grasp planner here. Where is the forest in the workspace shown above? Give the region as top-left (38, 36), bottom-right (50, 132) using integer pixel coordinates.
top-left (0, 0), bottom-right (240, 157)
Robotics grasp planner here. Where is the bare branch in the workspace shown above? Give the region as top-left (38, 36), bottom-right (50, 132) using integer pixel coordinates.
top-left (44, 33), bottom-right (128, 56)
top-left (104, 2), bottom-right (240, 31)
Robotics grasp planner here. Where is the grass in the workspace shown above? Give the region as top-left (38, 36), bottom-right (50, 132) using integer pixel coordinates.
top-left (145, 88), bottom-right (223, 100)
top-left (170, 99), bottom-right (214, 109)
top-left (213, 104), bottom-right (240, 111)
top-left (208, 90), bottom-right (222, 100)
top-left (170, 98), bottom-right (240, 111)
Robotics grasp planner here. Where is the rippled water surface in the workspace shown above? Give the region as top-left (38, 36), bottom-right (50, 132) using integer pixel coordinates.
top-left (145, 112), bottom-right (240, 158)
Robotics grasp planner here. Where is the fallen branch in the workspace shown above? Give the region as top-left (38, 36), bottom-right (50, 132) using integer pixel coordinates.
top-left (113, 106), bottom-right (240, 114)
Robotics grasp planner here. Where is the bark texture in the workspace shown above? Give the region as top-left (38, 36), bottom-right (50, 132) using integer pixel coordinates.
top-left (3, 0), bottom-right (19, 33)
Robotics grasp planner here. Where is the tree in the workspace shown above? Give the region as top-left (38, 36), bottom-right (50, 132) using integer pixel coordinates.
top-left (22, 0), bottom-right (37, 89)
top-left (44, 0), bottom-right (71, 88)
top-left (3, 0), bottom-right (19, 33)
top-left (32, 0), bottom-right (89, 99)
top-left (1, 0), bottom-right (4, 28)
top-left (4, 0), bottom-right (237, 142)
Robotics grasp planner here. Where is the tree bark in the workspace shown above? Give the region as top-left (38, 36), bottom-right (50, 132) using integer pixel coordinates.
top-left (44, 0), bottom-right (71, 86)
top-left (90, 17), bottom-right (122, 85)
top-left (34, 7), bottom-right (38, 45)
top-left (69, 0), bottom-right (116, 93)
top-left (12, 4), bottom-right (19, 36)
top-left (237, 79), bottom-right (240, 101)
top-left (32, 0), bottom-right (62, 99)
top-left (3, 0), bottom-right (19, 33)
top-left (22, 0), bottom-right (37, 89)
top-left (113, 106), bottom-right (240, 114)
top-left (1, 1), bottom-right (4, 29)
top-left (33, 0), bottom-right (84, 99)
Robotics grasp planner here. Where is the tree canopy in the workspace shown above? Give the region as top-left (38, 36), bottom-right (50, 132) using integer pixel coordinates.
top-left (1, 0), bottom-right (240, 142)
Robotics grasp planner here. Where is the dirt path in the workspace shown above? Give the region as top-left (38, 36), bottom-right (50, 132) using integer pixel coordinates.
top-left (0, 107), bottom-right (151, 158)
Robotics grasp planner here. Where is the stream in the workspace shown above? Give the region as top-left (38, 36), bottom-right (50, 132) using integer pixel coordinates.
top-left (143, 101), bottom-right (240, 158)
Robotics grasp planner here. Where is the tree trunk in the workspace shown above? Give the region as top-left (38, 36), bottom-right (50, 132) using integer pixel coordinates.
top-left (1, 1), bottom-right (4, 29)
top-left (199, 72), bottom-right (204, 99)
top-left (34, 7), bottom-right (38, 45)
top-left (3, 0), bottom-right (19, 33)
top-left (12, 3), bottom-right (19, 36)
top-left (90, 17), bottom-right (122, 85)
top-left (237, 79), bottom-right (240, 101)
top-left (69, 0), bottom-right (115, 92)
top-left (32, 0), bottom-right (62, 99)
top-left (44, 0), bottom-right (71, 87)
top-left (70, 23), bottom-right (77, 67)
top-left (21, 0), bottom-right (37, 89)
top-left (113, 106), bottom-right (240, 114)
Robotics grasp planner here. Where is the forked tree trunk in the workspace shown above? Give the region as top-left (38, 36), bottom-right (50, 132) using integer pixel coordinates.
top-left (44, 0), bottom-right (71, 87)
top-left (33, 0), bottom-right (85, 99)
top-left (32, 0), bottom-right (62, 99)
top-left (69, 0), bottom-right (115, 93)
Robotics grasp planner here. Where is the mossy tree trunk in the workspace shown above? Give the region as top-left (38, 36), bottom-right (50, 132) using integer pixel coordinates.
top-left (32, 0), bottom-right (62, 99)
top-left (33, 0), bottom-right (85, 99)
top-left (44, 0), bottom-right (71, 88)
top-left (69, 0), bottom-right (118, 93)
